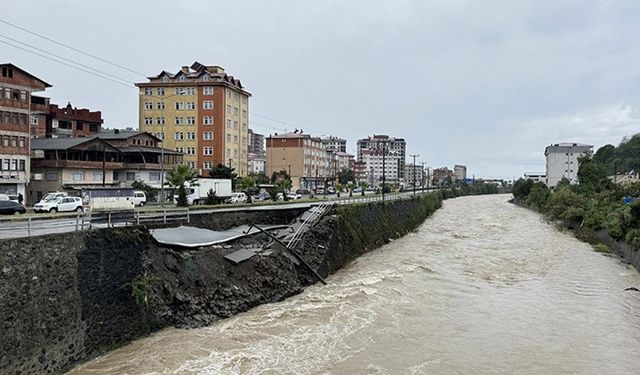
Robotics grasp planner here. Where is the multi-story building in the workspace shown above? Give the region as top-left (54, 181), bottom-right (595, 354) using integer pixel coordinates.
top-left (28, 131), bottom-right (182, 204)
top-left (357, 134), bottom-right (406, 184)
top-left (248, 129), bottom-right (266, 173)
top-left (266, 132), bottom-right (332, 191)
top-left (453, 165), bottom-right (467, 181)
top-left (0, 63), bottom-right (51, 196)
top-left (432, 167), bottom-right (453, 187)
top-left (545, 143), bottom-right (593, 187)
top-left (334, 151), bottom-right (354, 172)
top-left (352, 161), bottom-right (367, 184)
top-left (524, 173), bottom-right (546, 184)
top-left (136, 62), bottom-right (251, 176)
top-left (321, 135), bottom-right (347, 153)
top-left (43, 102), bottom-right (103, 138)
top-left (404, 164), bottom-right (425, 187)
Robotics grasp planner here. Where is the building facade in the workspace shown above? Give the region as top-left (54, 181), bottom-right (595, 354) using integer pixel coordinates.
top-left (43, 102), bottom-right (103, 138)
top-left (136, 62), bottom-right (251, 176)
top-left (544, 143), bottom-right (593, 187)
top-left (432, 167), bottom-right (453, 187)
top-left (524, 173), bottom-right (546, 184)
top-left (248, 129), bottom-right (266, 174)
top-left (321, 135), bottom-right (347, 153)
top-left (404, 164), bottom-right (425, 187)
top-left (0, 63), bottom-right (51, 196)
top-left (266, 132), bottom-right (332, 191)
top-left (357, 134), bottom-right (406, 185)
top-left (453, 165), bottom-right (467, 181)
top-left (28, 131), bottom-right (182, 204)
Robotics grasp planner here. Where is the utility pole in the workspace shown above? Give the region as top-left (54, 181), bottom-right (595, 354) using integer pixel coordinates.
top-left (381, 140), bottom-right (386, 201)
top-left (427, 167), bottom-right (430, 191)
top-left (410, 154), bottom-right (419, 197)
top-left (421, 161), bottom-right (425, 193)
top-left (102, 144), bottom-right (106, 187)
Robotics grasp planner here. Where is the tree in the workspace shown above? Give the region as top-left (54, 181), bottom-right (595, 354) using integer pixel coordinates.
top-left (205, 188), bottom-right (217, 205)
top-left (359, 181), bottom-right (368, 196)
top-left (166, 164), bottom-right (199, 207)
top-left (209, 164), bottom-right (238, 189)
top-left (131, 180), bottom-right (158, 202)
top-left (237, 176), bottom-right (256, 203)
top-left (335, 182), bottom-right (343, 197)
top-left (248, 172), bottom-right (270, 185)
top-left (512, 178), bottom-right (534, 200)
top-left (347, 182), bottom-right (355, 197)
top-left (577, 155), bottom-right (606, 191)
top-left (338, 168), bottom-right (355, 185)
top-left (271, 169), bottom-right (292, 201)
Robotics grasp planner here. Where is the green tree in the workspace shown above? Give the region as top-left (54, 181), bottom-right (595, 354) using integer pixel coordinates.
top-left (577, 155), bottom-right (606, 191)
top-left (205, 188), bottom-right (217, 205)
top-left (166, 164), bottom-right (199, 207)
top-left (237, 176), bottom-right (256, 203)
top-left (525, 182), bottom-right (550, 211)
top-left (347, 182), bottom-right (355, 197)
top-left (209, 163), bottom-right (238, 189)
top-left (544, 187), bottom-right (587, 224)
top-left (335, 182), bottom-right (344, 197)
top-left (248, 172), bottom-right (270, 185)
top-left (512, 178), bottom-right (534, 200)
top-left (338, 168), bottom-right (355, 185)
top-left (359, 181), bottom-right (368, 196)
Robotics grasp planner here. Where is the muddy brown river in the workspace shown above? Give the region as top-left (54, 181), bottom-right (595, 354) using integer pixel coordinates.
top-left (68, 194), bottom-right (640, 374)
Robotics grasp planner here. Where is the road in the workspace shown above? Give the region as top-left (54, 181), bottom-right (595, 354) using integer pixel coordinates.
top-left (0, 192), bottom-right (424, 239)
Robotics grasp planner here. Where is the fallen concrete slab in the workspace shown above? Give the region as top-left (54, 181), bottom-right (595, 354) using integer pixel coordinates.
top-left (150, 225), bottom-right (289, 248)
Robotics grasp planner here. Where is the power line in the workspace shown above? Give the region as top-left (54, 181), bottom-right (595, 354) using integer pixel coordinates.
top-left (0, 17), bottom-right (147, 77)
top-left (0, 33), bottom-right (133, 85)
top-left (0, 38), bottom-right (134, 89)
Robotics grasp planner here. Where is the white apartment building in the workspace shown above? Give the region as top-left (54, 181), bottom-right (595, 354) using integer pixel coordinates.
top-left (357, 134), bottom-right (406, 184)
top-left (544, 143), bottom-right (593, 187)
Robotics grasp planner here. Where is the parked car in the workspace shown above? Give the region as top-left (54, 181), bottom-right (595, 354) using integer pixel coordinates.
top-left (133, 191), bottom-right (147, 207)
top-left (286, 193), bottom-right (302, 200)
top-left (229, 192), bottom-right (248, 204)
top-left (327, 186), bottom-right (336, 194)
top-left (7, 195), bottom-right (20, 204)
top-left (0, 200), bottom-right (26, 215)
top-left (34, 196), bottom-right (83, 213)
top-left (296, 189), bottom-right (311, 195)
top-left (0, 194), bottom-right (9, 201)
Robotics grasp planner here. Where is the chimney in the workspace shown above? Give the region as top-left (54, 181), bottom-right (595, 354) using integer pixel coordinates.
top-left (207, 66), bottom-right (225, 74)
top-left (114, 129), bottom-right (120, 134)
top-left (181, 66), bottom-right (190, 73)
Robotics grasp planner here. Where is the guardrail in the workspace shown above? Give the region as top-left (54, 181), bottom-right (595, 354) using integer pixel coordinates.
top-left (0, 190), bottom-right (431, 239)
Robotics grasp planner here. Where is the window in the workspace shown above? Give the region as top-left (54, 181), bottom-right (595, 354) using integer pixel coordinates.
top-left (1, 67), bottom-right (14, 78)
top-left (187, 116), bottom-right (195, 125)
top-left (186, 87), bottom-right (196, 95)
top-left (175, 87), bottom-right (184, 95)
top-left (203, 86), bottom-right (213, 95)
top-left (126, 172), bottom-right (136, 181)
top-left (18, 160), bottom-right (25, 171)
top-left (234, 107), bottom-right (239, 115)
top-left (186, 132), bottom-right (195, 140)
top-left (1, 159), bottom-right (7, 170)
top-left (186, 101), bottom-right (196, 110)
top-left (156, 88), bottom-right (165, 96)
top-left (203, 116), bottom-right (214, 125)
top-left (233, 135), bottom-right (239, 143)
top-left (77, 122), bottom-right (84, 131)
top-left (175, 117), bottom-right (184, 125)
top-left (149, 172), bottom-right (161, 182)
top-left (176, 147), bottom-right (184, 153)
top-left (89, 124), bottom-right (98, 132)
top-left (19, 138), bottom-right (24, 148)
top-left (156, 117), bottom-right (165, 125)
top-left (161, 75), bottom-right (169, 82)
top-left (203, 131), bottom-right (213, 140)
top-left (46, 171), bottom-right (58, 181)
top-left (156, 101), bottom-right (165, 110)
top-left (71, 171), bottom-right (85, 181)
top-left (175, 102), bottom-right (185, 110)
top-left (203, 147), bottom-right (213, 155)
top-left (234, 121), bottom-right (238, 129)
top-left (20, 91), bottom-right (26, 101)
top-left (144, 101), bottom-right (153, 110)
top-left (179, 75), bottom-right (186, 82)
top-left (226, 105), bottom-right (232, 114)
top-left (202, 75), bottom-right (210, 82)
top-left (227, 134), bottom-right (231, 142)
top-left (227, 91), bottom-right (232, 98)
top-left (187, 161), bottom-right (195, 168)
top-left (203, 101), bottom-right (214, 110)
top-left (93, 172), bottom-right (104, 181)
top-left (186, 147), bottom-right (195, 155)
top-left (144, 117), bottom-right (153, 125)
top-left (203, 161), bottom-right (213, 169)
top-left (144, 88), bottom-right (152, 96)
top-left (226, 119), bottom-right (231, 127)
top-left (243, 110), bottom-right (247, 118)
top-left (242, 123), bottom-right (247, 131)
top-left (175, 132), bottom-right (184, 140)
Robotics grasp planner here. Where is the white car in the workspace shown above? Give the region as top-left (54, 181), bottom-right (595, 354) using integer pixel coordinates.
top-left (34, 196), bottom-right (83, 213)
top-left (133, 191), bottom-right (147, 207)
top-left (229, 192), bottom-right (248, 204)
top-left (286, 193), bottom-right (302, 200)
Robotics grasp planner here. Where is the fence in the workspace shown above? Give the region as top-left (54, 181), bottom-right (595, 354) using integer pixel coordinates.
top-left (0, 191), bottom-right (432, 240)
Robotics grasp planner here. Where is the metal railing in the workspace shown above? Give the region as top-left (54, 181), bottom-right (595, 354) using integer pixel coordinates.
top-left (0, 191), bottom-right (432, 239)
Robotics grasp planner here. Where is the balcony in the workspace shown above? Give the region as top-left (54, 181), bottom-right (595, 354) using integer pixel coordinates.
top-left (0, 170), bottom-right (27, 183)
top-left (51, 127), bottom-right (73, 136)
top-left (32, 159), bottom-right (125, 169)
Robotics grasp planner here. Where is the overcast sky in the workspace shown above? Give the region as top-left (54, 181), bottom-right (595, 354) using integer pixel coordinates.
top-left (4, 0), bottom-right (640, 179)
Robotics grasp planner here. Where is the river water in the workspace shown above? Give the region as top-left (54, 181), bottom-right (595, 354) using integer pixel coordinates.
top-left (68, 194), bottom-right (640, 374)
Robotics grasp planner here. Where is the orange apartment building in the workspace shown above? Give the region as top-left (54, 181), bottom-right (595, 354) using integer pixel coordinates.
top-left (135, 61), bottom-right (251, 176)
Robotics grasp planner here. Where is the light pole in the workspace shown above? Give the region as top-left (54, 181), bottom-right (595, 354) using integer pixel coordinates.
top-left (410, 153), bottom-right (419, 197)
top-left (140, 89), bottom-right (186, 207)
top-left (421, 161), bottom-right (426, 193)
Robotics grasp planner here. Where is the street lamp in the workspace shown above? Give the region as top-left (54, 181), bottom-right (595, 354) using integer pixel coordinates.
top-left (140, 89), bottom-right (186, 207)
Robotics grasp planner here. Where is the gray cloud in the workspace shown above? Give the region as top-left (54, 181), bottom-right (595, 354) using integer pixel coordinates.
top-left (3, 0), bottom-right (640, 179)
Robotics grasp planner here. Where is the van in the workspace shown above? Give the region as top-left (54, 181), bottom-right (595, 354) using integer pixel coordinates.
top-left (133, 191), bottom-right (147, 207)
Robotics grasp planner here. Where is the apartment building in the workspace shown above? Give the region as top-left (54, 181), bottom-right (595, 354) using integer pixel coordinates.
top-left (524, 173), bottom-right (546, 184)
top-left (248, 129), bottom-right (266, 173)
top-left (28, 131), bottom-right (182, 204)
top-left (404, 164), bottom-right (425, 187)
top-left (321, 135), bottom-right (347, 153)
top-left (545, 143), bottom-right (593, 187)
top-left (136, 61), bottom-right (251, 176)
top-left (266, 132), bottom-right (332, 191)
top-left (357, 134), bottom-right (406, 184)
top-left (432, 167), bottom-right (453, 187)
top-left (43, 102), bottom-right (103, 138)
top-left (0, 63), bottom-right (51, 196)
top-left (453, 165), bottom-right (467, 181)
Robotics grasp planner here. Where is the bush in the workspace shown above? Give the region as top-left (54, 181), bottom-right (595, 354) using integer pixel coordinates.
top-left (544, 187), bottom-right (587, 224)
top-left (626, 229), bottom-right (640, 250)
top-left (205, 188), bottom-right (217, 205)
top-left (525, 183), bottom-right (550, 211)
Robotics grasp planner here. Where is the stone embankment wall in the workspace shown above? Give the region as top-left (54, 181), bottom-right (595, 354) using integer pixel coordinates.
top-left (1, 195), bottom-right (441, 374)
